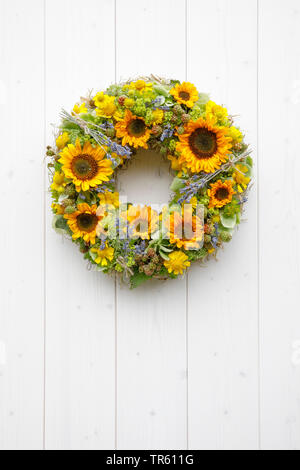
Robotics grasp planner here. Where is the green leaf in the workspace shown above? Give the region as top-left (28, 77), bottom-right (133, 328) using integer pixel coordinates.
top-left (52, 215), bottom-right (68, 235)
top-left (197, 93), bottom-right (210, 105)
top-left (246, 156), bottom-right (253, 168)
top-left (153, 84), bottom-right (170, 97)
top-left (170, 177), bottom-right (185, 192)
top-left (220, 212), bottom-right (237, 229)
top-left (130, 272), bottom-right (150, 289)
top-left (159, 251), bottom-right (170, 261)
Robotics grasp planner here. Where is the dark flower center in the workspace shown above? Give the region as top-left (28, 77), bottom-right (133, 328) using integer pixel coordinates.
top-left (127, 119), bottom-right (146, 137)
top-left (215, 187), bottom-right (229, 201)
top-left (189, 128), bottom-right (218, 159)
top-left (179, 91), bottom-right (190, 101)
top-left (71, 154), bottom-right (98, 180)
top-left (77, 213), bottom-right (98, 232)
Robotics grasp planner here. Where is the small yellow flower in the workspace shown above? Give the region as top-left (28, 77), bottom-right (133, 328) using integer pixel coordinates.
top-left (52, 203), bottom-right (64, 214)
top-left (124, 98), bottom-right (135, 109)
top-left (129, 80), bottom-right (152, 92)
top-left (94, 92), bottom-right (117, 118)
top-left (226, 126), bottom-right (243, 143)
top-left (164, 251), bottom-right (191, 275)
top-left (233, 163), bottom-right (250, 192)
top-left (167, 154), bottom-right (187, 176)
top-left (99, 190), bottom-right (120, 208)
top-left (51, 171), bottom-right (66, 193)
top-left (73, 102), bottom-right (87, 114)
top-left (207, 247), bottom-right (215, 254)
top-left (91, 244), bottom-right (114, 266)
top-left (205, 101), bottom-right (228, 123)
top-left (56, 132), bottom-right (69, 150)
top-left (151, 109), bottom-right (164, 125)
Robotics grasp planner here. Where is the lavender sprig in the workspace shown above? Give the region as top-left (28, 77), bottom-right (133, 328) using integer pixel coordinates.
top-left (60, 110), bottom-right (132, 158)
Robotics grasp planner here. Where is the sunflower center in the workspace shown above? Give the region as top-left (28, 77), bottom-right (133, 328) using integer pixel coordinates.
top-left (189, 128), bottom-right (218, 159)
top-left (71, 154), bottom-right (98, 180)
top-left (127, 119), bottom-right (146, 137)
top-left (179, 91), bottom-right (190, 101)
top-left (215, 187), bottom-right (229, 201)
top-left (77, 213), bottom-right (98, 232)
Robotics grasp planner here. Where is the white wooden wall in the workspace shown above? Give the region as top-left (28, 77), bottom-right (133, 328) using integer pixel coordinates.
top-left (0, 0), bottom-right (300, 451)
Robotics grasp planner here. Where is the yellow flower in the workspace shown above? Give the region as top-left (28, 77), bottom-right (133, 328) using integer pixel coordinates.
top-left (207, 247), bottom-right (215, 254)
top-left (167, 154), bottom-right (187, 176)
top-left (94, 92), bottom-right (117, 118)
top-left (129, 80), bottom-right (152, 92)
top-left (233, 163), bottom-right (250, 192)
top-left (165, 210), bottom-right (203, 250)
top-left (124, 98), bottom-right (135, 109)
top-left (226, 126), bottom-right (243, 143)
top-left (208, 179), bottom-right (235, 209)
top-left (121, 205), bottom-right (159, 240)
top-left (56, 132), bottom-right (69, 149)
top-left (52, 203), bottom-right (64, 214)
top-left (205, 101), bottom-right (228, 123)
top-left (91, 244), bottom-right (114, 266)
top-left (73, 102), bottom-right (87, 114)
top-left (170, 82), bottom-right (198, 108)
top-left (59, 139), bottom-right (113, 192)
top-left (115, 110), bottom-right (151, 149)
top-left (51, 171), bottom-right (66, 193)
top-left (99, 190), bottom-right (120, 208)
top-left (164, 251), bottom-right (191, 275)
top-left (64, 203), bottom-right (103, 245)
top-left (176, 116), bottom-right (232, 173)
top-left (151, 109), bottom-right (164, 125)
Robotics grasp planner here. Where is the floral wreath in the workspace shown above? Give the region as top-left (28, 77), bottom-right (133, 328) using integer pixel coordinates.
top-left (47, 76), bottom-right (253, 288)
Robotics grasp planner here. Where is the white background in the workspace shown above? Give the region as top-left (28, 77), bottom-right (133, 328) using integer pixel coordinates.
top-left (0, 0), bottom-right (300, 451)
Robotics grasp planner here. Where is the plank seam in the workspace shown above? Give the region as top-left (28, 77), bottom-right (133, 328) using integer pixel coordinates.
top-left (43, 0), bottom-right (47, 451)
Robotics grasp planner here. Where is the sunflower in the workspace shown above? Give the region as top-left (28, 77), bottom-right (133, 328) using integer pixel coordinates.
top-left (208, 180), bottom-right (235, 209)
top-left (121, 205), bottom-right (159, 240)
top-left (164, 251), bottom-right (191, 275)
top-left (59, 139), bottom-right (113, 192)
top-left (166, 211), bottom-right (203, 250)
top-left (64, 203), bottom-right (103, 244)
top-left (170, 82), bottom-right (199, 108)
top-left (115, 110), bottom-right (151, 149)
top-left (90, 244), bottom-right (114, 266)
top-left (176, 116), bottom-right (233, 173)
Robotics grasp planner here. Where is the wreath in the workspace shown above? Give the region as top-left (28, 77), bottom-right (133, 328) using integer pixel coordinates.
top-left (47, 76), bottom-right (253, 288)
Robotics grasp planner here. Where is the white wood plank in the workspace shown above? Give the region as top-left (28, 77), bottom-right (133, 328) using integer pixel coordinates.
top-left (115, 0), bottom-right (188, 450)
top-left (44, 0), bottom-right (116, 450)
top-left (187, 0), bottom-right (259, 450)
top-left (259, 0), bottom-right (300, 450)
top-left (0, 0), bottom-right (45, 450)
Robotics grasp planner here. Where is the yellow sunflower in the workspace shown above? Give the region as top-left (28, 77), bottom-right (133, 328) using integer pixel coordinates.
top-left (90, 244), bottom-right (114, 266)
top-left (59, 139), bottom-right (113, 192)
top-left (64, 203), bottom-right (103, 245)
top-left (121, 205), bottom-right (159, 240)
top-left (208, 180), bottom-right (235, 209)
top-left (164, 251), bottom-right (191, 275)
top-left (166, 211), bottom-right (203, 250)
top-left (170, 82), bottom-right (199, 108)
top-left (176, 116), bottom-right (233, 173)
top-left (115, 110), bottom-right (151, 149)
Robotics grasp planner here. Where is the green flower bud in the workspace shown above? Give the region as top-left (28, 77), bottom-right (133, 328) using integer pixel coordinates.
top-left (65, 206), bottom-right (76, 214)
top-left (220, 231), bottom-right (232, 242)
